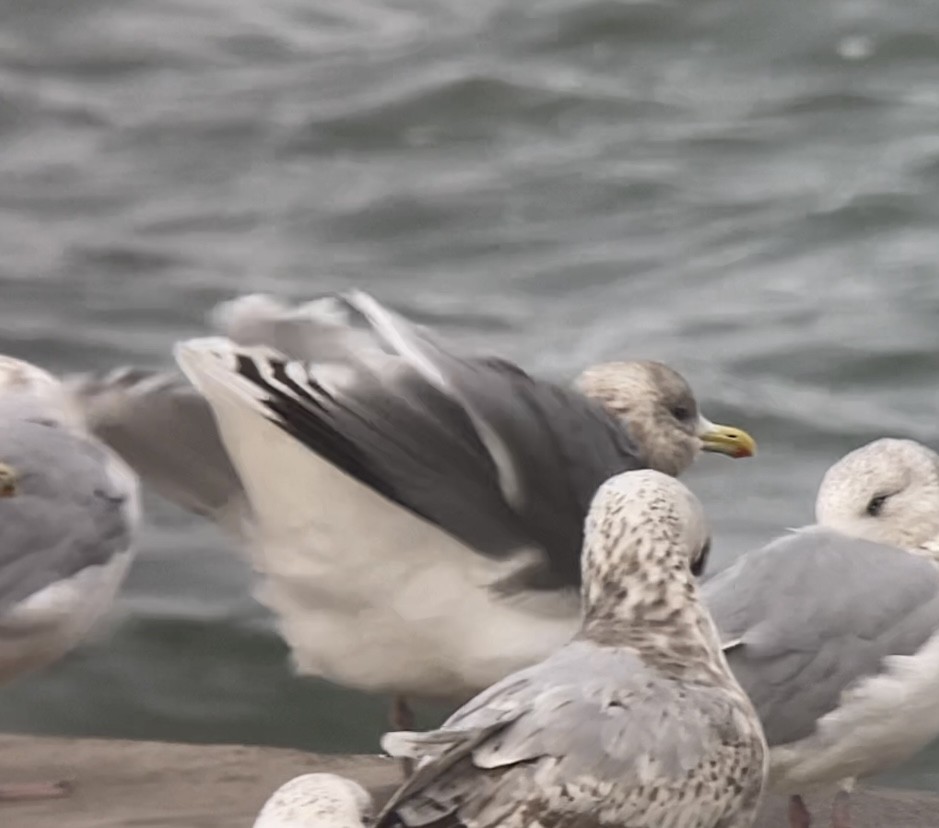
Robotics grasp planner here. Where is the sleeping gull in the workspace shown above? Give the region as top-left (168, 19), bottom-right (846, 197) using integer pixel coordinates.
top-left (373, 469), bottom-right (767, 828)
top-left (67, 291), bottom-right (756, 733)
top-left (253, 773), bottom-right (374, 828)
top-left (703, 438), bottom-right (939, 828)
top-left (0, 355), bottom-right (140, 801)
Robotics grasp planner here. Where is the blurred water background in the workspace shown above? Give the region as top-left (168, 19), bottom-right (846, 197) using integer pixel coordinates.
top-left (0, 0), bottom-right (938, 791)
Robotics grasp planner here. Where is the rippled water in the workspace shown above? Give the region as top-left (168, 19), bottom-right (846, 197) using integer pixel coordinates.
top-left (1, 0), bottom-right (938, 791)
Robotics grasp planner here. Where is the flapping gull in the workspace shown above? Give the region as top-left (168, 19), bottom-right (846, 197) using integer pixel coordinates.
top-left (253, 773), bottom-right (374, 828)
top-left (68, 292), bottom-right (755, 729)
top-left (372, 470), bottom-right (766, 828)
top-left (0, 356), bottom-right (140, 801)
top-left (703, 438), bottom-right (939, 828)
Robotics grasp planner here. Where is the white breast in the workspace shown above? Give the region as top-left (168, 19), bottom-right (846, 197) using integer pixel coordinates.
top-left (198, 375), bottom-right (580, 700)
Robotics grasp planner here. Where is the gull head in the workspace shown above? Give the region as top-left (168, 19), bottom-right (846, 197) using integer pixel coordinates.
top-left (253, 773), bottom-right (373, 828)
top-left (581, 469), bottom-right (712, 627)
top-left (574, 360), bottom-right (756, 477)
top-left (0, 355), bottom-right (61, 396)
top-left (0, 355), bottom-right (86, 434)
top-left (815, 438), bottom-right (939, 554)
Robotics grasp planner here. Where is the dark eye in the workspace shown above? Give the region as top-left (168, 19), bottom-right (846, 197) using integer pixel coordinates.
top-left (866, 494), bottom-right (888, 517)
top-left (671, 405), bottom-right (691, 421)
top-left (691, 539), bottom-right (711, 577)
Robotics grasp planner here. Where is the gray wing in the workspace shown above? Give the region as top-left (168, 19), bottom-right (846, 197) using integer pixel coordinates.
top-left (220, 291), bottom-right (644, 591)
top-left (0, 415), bottom-right (136, 614)
top-left (377, 640), bottom-right (748, 827)
top-left (65, 294), bottom-right (392, 536)
top-left (71, 292), bottom-right (641, 589)
top-left (65, 369), bottom-right (251, 538)
top-left (703, 527), bottom-right (939, 747)
top-left (209, 292), bottom-right (390, 364)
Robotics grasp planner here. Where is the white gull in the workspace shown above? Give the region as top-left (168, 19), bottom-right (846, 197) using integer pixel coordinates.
top-left (704, 438), bottom-right (939, 828)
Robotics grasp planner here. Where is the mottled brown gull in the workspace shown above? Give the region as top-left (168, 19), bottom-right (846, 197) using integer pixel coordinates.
top-left (0, 356), bottom-right (140, 801)
top-left (704, 438), bottom-right (939, 828)
top-left (68, 291), bottom-right (755, 733)
top-left (373, 469), bottom-right (766, 828)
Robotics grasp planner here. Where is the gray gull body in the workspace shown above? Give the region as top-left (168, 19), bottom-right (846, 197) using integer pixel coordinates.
top-left (703, 438), bottom-right (939, 828)
top-left (0, 355), bottom-right (140, 800)
top-left (374, 469), bottom-right (767, 828)
top-left (67, 292), bottom-right (755, 724)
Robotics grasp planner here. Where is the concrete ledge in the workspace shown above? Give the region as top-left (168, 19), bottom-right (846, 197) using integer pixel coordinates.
top-left (0, 734), bottom-right (937, 827)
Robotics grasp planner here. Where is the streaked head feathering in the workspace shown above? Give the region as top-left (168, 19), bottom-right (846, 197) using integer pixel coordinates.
top-left (253, 773), bottom-right (374, 828)
top-left (574, 361), bottom-right (756, 476)
top-left (581, 469), bottom-right (711, 628)
top-left (815, 438), bottom-right (939, 555)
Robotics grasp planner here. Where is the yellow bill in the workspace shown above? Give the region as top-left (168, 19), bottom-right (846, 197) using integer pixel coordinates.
top-left (697, 416), bottom-right (757, 459)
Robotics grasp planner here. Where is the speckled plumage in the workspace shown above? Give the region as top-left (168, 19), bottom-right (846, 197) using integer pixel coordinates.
top-left (253, 773), bottom-right (374, 828)
top-left (375, 470), bottom-right (767, 828)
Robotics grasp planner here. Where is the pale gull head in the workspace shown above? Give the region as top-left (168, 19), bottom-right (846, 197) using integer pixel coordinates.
top-left (574, 360), bottom-right (756, 477)
top-left (0, 355), bottom-right (60, 395)
top-left (815, 438), bottom-right (939, 553)
top-left (253, 773), bottom-right (373, 828)
top-left (0, 355), bottom-right (86, 433)
top-left (581, 469), bottom-right (712, 630)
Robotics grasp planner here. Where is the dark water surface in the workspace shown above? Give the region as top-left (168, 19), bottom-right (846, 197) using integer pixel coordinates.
top-left (1, 0), bottom-right (939, 791)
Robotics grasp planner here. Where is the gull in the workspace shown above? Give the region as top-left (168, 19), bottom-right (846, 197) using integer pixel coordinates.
top-left (374, 470), bottom-right (767, 828)
top-left (67, 292), bottom-right (756, 734)
top-left (0, 356), bottom-right (140, 801)
top-left (253, 773), bottom-right (374, 828)
top-left (704, 438), bottom-right (939, 828)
